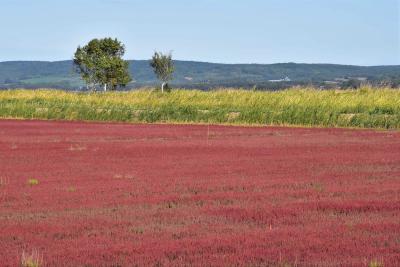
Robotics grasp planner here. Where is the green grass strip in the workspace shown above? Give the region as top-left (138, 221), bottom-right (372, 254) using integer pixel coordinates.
top-left (0, 87), bottom-right (399, 129)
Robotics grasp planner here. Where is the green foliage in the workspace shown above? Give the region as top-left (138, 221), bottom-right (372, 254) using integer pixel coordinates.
top-left (73, 38), bottom-right (131, 91)
top-left (341, 79), bottom-right (363, 89)
top-left (150, 52), bottom-right (175, 92)
top-left (0, 87), bottom-right (399, 129)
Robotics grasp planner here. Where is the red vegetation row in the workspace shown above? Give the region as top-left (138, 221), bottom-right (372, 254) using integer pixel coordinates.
top-left (0, 120), bottom-right (399, 266)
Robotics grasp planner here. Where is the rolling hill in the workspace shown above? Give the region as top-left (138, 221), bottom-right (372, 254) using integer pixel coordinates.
top-left (0, 60), bottom-right (399, 90)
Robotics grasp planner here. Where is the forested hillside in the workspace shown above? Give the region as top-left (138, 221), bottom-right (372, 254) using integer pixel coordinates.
top-left (0, 60), bottom-right (399, 90)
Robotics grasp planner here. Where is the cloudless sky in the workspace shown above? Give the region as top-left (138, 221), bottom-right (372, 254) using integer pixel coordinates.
top-left (0, 0), bottom-right (399, 65)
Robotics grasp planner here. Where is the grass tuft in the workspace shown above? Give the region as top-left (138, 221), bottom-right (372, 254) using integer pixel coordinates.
top-left (0, 177), bottom-right (10, 187)
top-left (369, 260), bottom-right (384, 267)
top-left (21, 250), bottom-right (43, 267)
top-left (27, 179), bottom-right (39, 186)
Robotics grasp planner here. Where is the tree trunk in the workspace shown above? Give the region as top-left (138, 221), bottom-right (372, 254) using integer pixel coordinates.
top-left (161, 82), bottom-right (166, 93)
top-left (104, 84), bottom-right (107, 92)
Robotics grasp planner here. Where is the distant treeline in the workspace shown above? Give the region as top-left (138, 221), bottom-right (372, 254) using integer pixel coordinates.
top-left (0, 60), bottom-right (399, 90)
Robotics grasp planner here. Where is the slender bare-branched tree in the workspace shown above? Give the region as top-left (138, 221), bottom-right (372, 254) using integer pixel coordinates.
top-left (150, 51), bottom-right (175, 93)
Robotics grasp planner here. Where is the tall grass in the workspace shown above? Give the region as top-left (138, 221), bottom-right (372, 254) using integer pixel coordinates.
top-left (21, 250), bottom-right (43, 267)
top-left (0, 87), bottom-right (399, 129)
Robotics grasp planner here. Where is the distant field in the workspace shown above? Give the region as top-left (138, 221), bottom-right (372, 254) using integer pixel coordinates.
top-left (0, 120), bottom-right (399, 266)
top-left (0, 87), bottom-right (399, 129)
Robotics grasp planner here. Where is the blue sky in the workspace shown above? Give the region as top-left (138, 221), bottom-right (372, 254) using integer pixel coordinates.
top-left (0, 0), bottom-right (399, 65)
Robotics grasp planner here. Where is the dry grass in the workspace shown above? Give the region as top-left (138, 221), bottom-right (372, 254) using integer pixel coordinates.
top-left (21, 250), bottom-right (43, 267)
top-left (0, 177), bottom-right (10, 187)
top-left (68, 144), bottom-right (87, 151)
top-left (0, 86), bottom-right (399, 129)
top-left (27, 179), bottom-right (39, 186)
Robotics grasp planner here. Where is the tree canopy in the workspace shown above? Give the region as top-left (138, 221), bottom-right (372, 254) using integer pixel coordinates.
top-left (150, 52), bottom-right (175, 93)
top-left (73, 38), bottom-right (131, 91)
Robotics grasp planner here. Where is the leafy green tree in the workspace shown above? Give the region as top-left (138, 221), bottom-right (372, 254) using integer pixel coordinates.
top-left (74, 38), bottom-right (131, 91)
top-left (150, 52), bottom-right (175, 93)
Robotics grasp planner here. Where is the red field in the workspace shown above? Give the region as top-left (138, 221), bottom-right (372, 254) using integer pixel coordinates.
top-left (0, 120), bottom-right (399, 267)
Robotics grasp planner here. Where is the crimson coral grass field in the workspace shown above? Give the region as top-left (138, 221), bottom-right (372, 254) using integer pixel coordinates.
top-left (0, 120), bottom-right (399, 266)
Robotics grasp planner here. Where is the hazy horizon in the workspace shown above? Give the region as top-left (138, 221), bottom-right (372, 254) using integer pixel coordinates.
top-left (1, 0), bottom-right (399, 66)
top-left (1, 59), bottom-right (399, 67)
